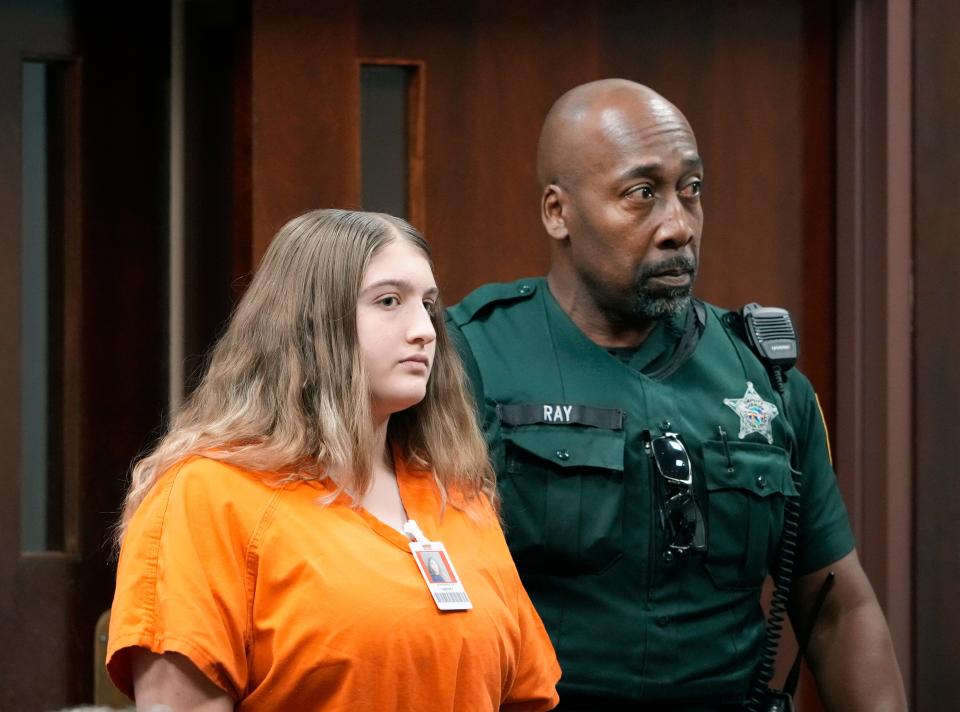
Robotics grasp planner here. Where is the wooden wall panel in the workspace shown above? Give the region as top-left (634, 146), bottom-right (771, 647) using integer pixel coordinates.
top-left (358, 0), bottom-right (602, 301)
top-left (355, 0), bottom-right (836, 425)
top-left (0, 2), bottom-right (169, 706)
top-left (182, 0), bottom-right (245, 382)
top-left (914, 0), bottom-right (960, 705)
top-left (0, 4), bottom-right (81, 708)
top-left (72, 2), bottom-right (171, 703)
top-left (599, 0), bottom-right (836, 423)
top-left (250, 0), bottom-right (360, 261)
top-left (834, 0), bottom-right (913, 696)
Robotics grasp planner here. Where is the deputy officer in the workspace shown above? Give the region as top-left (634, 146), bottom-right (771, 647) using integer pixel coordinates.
top-left (446, 79), bottom-right (906, 710)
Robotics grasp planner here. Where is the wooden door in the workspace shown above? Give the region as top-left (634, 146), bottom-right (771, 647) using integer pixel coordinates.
top-left (0, 3), bottom-right (169, 707)
top-left (0, 5), bottom-right (79, 706)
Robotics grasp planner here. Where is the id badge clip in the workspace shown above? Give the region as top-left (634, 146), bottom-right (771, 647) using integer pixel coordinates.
top-left (403, 519), bottom-right (472, 611)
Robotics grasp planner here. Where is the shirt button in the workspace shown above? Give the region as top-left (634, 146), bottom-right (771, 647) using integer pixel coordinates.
top-left (518, 284), bottom-right (532, 295)
top-left (656, 615), bottom-right (671, 627)
top-left (556, 449), bottom-right (570, 461)
top-left (756, 474), bottom-right (767, 489)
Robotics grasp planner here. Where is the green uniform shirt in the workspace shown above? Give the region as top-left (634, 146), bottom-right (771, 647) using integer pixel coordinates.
top-left (446, 277), bottom-right (855, 704)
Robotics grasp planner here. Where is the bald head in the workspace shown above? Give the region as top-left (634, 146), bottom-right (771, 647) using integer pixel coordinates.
top-left (537, 79), bottom-right (694, 190)
top-left (536, 79), bottom-right (704, 342)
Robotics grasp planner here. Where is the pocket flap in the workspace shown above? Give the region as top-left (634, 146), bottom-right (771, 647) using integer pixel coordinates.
top-left (702, 440), bottom-right (797, 498)
top-left (504, 424), bottom-right (625, 471)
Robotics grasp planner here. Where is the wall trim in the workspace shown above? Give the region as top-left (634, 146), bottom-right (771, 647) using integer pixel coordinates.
top-left (834, 0), bottom-right (913, 699)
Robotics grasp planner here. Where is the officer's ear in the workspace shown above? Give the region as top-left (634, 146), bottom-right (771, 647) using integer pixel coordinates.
top-left (541, 184), bottom-right (569, 241)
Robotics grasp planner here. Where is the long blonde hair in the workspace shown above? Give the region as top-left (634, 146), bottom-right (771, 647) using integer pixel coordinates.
top-left (117, 209), bottom-right (494, 543)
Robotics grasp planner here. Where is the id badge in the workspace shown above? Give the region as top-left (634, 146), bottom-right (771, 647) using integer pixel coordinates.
top-left (404, 520), bottom-right (472, 611)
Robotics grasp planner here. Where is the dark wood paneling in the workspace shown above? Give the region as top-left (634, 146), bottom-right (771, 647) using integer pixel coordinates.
top-left (250, 0), bottom-right (360, 262)
top-left (183, 0), bottom-right (246, 387)
top-left (914, 0), bottom-right (960, 706)
top-left (0, 3), bottom-right (78, 708)
top-left (0, 1), bottom-right (169, 707)
top-left (834, 0), bottom-right (913, 696)
top-left (71, 2), bottom-right (171, 704)
top-left (355, 1), bottom-right (837, 421)
top-left (358, 0), bottom-right (601, 301)
top-left (798, 1), bottom-right (838, 431)
top-left (231, 0), bottom-right (253, 292)
top-left (599, 0), bottom-right (836, 422)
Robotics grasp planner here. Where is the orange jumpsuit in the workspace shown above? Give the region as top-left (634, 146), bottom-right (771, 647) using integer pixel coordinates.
top-left (107, 455), bottom-right (560, 711)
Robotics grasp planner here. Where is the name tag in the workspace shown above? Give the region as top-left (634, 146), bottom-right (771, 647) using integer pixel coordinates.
top-left (498, 403), bottom-right (623, 429)
top-left (403, 520), bottom-right (472, 611)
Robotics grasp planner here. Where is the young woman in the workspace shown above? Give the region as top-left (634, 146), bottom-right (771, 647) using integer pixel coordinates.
top-left (107, 209), bottom-right (560, 711)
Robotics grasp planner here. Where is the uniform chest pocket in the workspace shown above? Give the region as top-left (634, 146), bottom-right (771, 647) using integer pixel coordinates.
top-left (500, 424), bottom-right (626, 576)
top-left (701, 440), bottom-right (799, 590)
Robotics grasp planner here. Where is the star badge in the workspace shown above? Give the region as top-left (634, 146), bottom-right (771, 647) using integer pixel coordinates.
top-left (723, 381), bottom-right (779, 444)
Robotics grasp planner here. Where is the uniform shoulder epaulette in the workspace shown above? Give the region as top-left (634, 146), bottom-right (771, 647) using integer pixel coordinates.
top-left (711, 304), bottom-right (742, 333)
top-left (447, 278), bottom-right (539, 326)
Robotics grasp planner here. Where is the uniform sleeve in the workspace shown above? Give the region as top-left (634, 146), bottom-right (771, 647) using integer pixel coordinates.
top-left (107, 458), bottom-right (259, 700)
top-left (502, 583), bottom-right (562, 711)
top-left (788, 372), bottom-right (857, 575)
top-left (445, 312), bottom-right (506, 477)
top-left (445, 313), bottom-right (486, 415)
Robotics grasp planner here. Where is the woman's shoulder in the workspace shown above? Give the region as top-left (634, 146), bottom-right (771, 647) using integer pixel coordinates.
top-left (161, 454), bottom-right (278, 497)
top-left (132, 455), bottom-right (296, 540)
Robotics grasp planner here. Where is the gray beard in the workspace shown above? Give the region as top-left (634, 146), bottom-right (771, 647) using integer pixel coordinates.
top-left (632, 255), bottom-right (697, 320)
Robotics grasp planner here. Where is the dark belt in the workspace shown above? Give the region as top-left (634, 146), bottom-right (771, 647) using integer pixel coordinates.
top-left (555, 693), bottom-right (742, 711)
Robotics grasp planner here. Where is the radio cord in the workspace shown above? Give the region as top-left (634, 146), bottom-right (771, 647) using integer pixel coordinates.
top-left (744, 365), bottom-right (802, 712)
